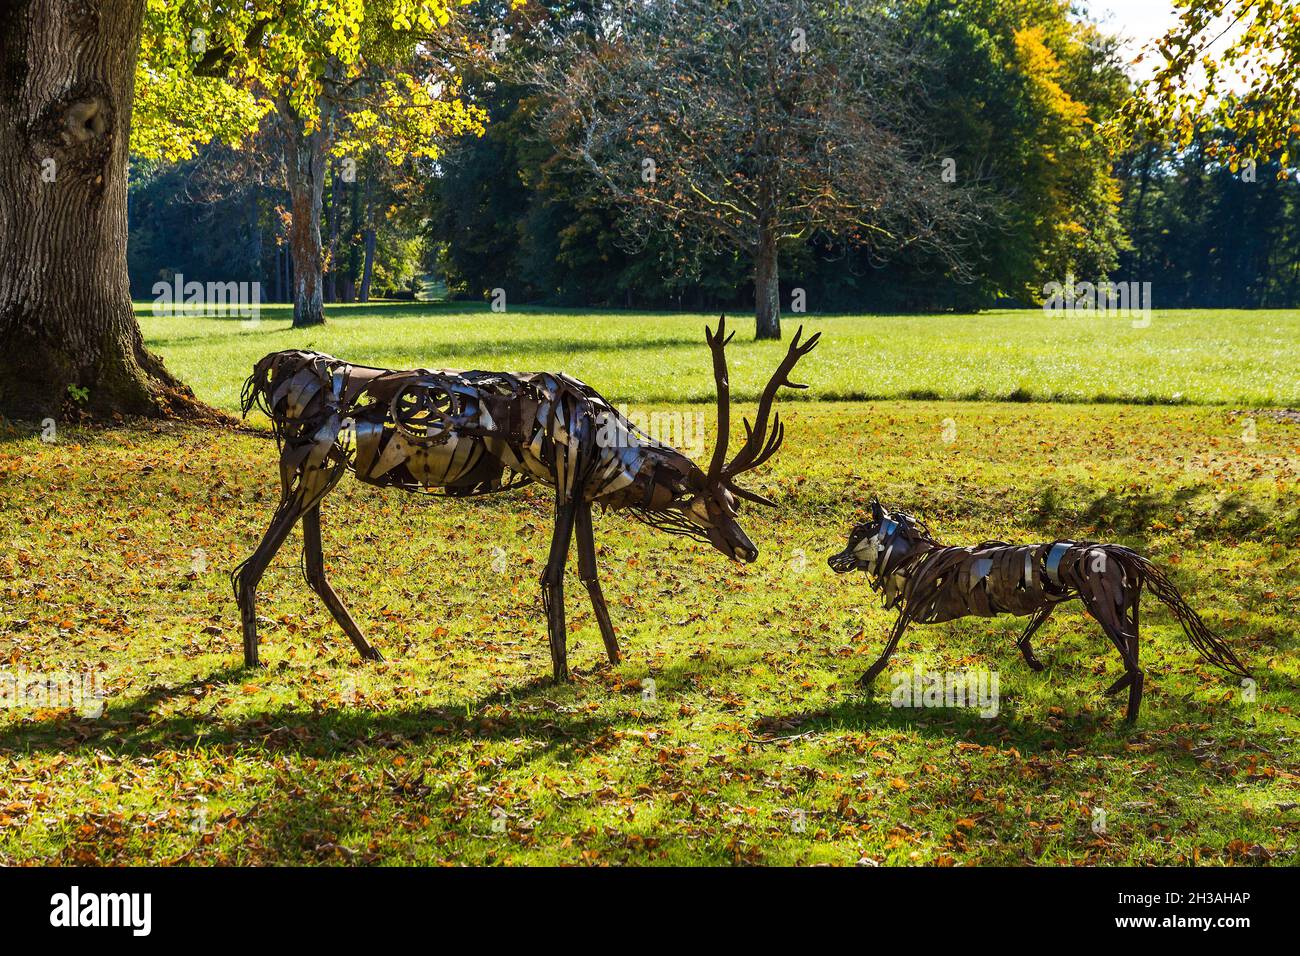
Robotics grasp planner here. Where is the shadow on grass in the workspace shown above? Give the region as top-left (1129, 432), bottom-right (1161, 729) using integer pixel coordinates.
top-left (1031, 484), bottom-right (1299, 540)
top-left (353, 335), bottom-right (706, 368)
top-left (11, 665), bottom-right (644, 864)
top-left (765, 690), bottom-right (1118, 749)
top-left (755, 664), bottom-right (1285, 772)
top-left (0, 666), bottom-right (615, 765)
top-left (140, 302), bottom-right (724, 322)
top-left (813, 483), bottom-right (1297, 547)
top-left (2, 641), bottom-right (1278, 769)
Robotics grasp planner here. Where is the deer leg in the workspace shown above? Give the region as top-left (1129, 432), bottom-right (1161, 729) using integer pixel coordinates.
top-left (1016, 605), bottom-right (1054, 672)
top-left (236, 500), bottom-right (304, 668)
top-left (858, 613), bottom-right (910, 689)
top-left (302, 505), bottom-right (384, 662)
top-left (1102, 670), bottom-right (1134, 696)
top-left (576, 501), bottom-right (620, 665)
top-left (541, 494), bottom-right (578, 683)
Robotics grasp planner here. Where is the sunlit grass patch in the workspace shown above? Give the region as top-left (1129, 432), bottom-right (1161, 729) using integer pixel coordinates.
top-left (1, 399), bottom-right (1296, 864)
top-left (136, 302), bottom-right (1300, 412)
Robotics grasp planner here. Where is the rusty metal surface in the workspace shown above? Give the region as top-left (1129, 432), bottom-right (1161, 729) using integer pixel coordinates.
top-left (232, 317), bottom-right (818, 682)
top-left (829, 499), bottom-right (1251, 722)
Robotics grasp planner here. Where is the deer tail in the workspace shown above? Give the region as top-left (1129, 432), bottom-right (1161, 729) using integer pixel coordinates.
top-left (1137, 557), bottom-right (1251, 679)
top-left (241, 352), bottom-right (293, 444)
top-left (241, 354), bottom-right (277, 417)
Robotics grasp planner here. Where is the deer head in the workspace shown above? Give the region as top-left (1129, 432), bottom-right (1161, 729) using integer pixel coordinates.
top-left (674, 316), bottom-right (820, 562)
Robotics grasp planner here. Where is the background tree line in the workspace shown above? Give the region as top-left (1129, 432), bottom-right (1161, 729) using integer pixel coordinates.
top-left (125, 0), bottom-right (1300, 315)
top-left (5, 0), bottom-right (1298, 418)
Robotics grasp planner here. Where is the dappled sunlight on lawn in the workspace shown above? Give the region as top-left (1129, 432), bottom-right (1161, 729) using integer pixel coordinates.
top-left (1, 400), bottom-right (1296, 864)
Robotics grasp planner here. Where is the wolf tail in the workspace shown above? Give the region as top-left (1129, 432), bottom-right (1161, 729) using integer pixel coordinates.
top-left (1137, 557), bottom-right (1251, 678)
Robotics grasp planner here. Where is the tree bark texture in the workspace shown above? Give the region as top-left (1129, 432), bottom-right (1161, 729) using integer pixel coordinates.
top-left (0, 0), bottom-right (206, 420)
top-left (276, 94), bottom-right (330, 327)
top-left (753, 231), bottom-right (781, 340)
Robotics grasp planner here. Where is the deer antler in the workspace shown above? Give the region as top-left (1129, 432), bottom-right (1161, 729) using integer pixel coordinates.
top-left (702, 319), bottom-right (820, 506)
top-left (704, 315), bottom-right (736, 485)
top-left (723, 325), bottom-right (820, 483)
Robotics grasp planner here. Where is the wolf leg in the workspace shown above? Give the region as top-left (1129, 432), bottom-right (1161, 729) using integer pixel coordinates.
top-left (1082, 589), bottom-right (1144, 722)
top-left (1016, 605), bottom-right (1054, 672)
top-left (859, 613), bottom-right (910, 689)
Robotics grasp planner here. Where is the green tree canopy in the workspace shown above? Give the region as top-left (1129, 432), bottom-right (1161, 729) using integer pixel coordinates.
top-left (1120, 0), bottom-right (1300, 172)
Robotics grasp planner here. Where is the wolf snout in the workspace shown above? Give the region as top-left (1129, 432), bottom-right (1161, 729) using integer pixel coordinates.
top-left (828, 551), bottom-right (855, 573)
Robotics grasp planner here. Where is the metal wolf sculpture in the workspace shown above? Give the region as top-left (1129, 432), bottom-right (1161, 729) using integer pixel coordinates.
top-left (235, 317), bottom-right (818, 680)
top-left (828, 500), bottom-right (1251, 721)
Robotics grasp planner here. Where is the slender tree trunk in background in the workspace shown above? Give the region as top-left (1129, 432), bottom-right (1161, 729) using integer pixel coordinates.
top-left (1131, 142), bottom-right (1155, 279)
top-left (0, 0), bottom-right (206, 421)
top-left (270, 240), bottom-right (280, 300)
top-left (753, 230), bottom-right (781, 339)
top-left (346, 170), bottom-right (360, 301)
top-left (247, 185), bottom-right (263, 305)
top-left (325, 157), bottom-right (340, 304)
top-left (357, 162), bottom-right (375, 302)
top-left (277, 94), bottom-right (330, 327)
top-left (1183, 135), bottom-right (1208, 306)
top-left (359, 227), bottom-right (376, 303)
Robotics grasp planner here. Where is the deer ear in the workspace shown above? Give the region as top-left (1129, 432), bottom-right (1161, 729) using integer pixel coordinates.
top-left (870, 497), bottom-right (884, 522)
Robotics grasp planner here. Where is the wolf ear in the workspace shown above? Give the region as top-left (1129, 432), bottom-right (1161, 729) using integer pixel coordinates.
top-left (870, 497), bottom-right (884, 522)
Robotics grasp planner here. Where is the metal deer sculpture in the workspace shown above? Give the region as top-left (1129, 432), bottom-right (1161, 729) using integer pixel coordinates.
top-left (235, 317), bottom-right (818, 680)
top-left (828, 500), bottom-right (1251, 721)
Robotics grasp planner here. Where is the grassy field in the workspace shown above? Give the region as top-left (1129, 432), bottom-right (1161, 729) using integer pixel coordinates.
top-left (0, 305), bottom-right (1297, 865)
top-left (136, 303), bottom-right (1300, 411)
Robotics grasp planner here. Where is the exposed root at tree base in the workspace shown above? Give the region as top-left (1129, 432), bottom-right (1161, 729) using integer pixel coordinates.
top-left (142, 383), bottom-right (238, 426)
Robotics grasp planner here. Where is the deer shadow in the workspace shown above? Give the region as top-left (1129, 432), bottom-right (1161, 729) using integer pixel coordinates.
top-left (0, 666), bottom-right (620, 769)
top-left (12, 665), bottom-right (646, 864)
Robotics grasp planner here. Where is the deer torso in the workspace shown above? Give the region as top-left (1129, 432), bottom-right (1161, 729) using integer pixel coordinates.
top-left (244, 349), bottom-right (697, 511)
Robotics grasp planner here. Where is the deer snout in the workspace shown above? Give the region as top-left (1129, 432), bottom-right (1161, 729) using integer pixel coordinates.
top-left (712, 523), bottom-right (758, 563)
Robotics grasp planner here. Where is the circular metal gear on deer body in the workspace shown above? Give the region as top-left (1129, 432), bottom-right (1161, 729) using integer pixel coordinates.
top-left (390, 381), bottom-right (456, 444)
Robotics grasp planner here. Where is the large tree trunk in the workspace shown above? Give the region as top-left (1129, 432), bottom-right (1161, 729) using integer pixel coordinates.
top-left (0, 0), bottom-right (208, 421)
top-left (753, 231), bottom-right (781, 340)
top-left (277, 95), bottom-right (329, 327)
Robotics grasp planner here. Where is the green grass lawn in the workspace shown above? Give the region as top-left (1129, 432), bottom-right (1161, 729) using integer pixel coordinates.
top-left (2, 340), bottom-right (1297, 863)
top-left (136, 302), bottom-right (1300, 412)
